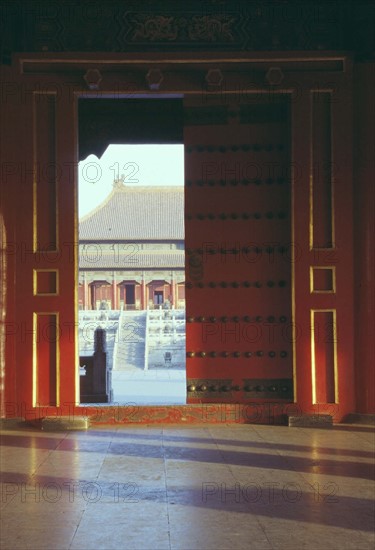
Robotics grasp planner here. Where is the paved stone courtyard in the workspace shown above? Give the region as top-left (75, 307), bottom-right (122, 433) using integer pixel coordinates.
top-left (1, 422), bottom-right (374, 549)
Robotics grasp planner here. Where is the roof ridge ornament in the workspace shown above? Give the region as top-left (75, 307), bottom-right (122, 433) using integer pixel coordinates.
top-left (113, 174), bottom-right (126, 189)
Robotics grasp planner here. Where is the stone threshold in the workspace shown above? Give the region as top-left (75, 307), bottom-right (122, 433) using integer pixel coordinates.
top-left (1, 404), bottom-right (291, 429)
top-left (2, 408), bottom-right (373, 431)
top-left (288, 414), bottom-right (333, 428)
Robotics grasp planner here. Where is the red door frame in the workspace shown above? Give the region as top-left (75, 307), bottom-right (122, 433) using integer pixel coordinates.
top-left (1, 51), bottom-right (369, 423)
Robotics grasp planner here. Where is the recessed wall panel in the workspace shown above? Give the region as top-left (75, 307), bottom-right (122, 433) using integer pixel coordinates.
top-left (311, 310), bottom-right (337, 404)
top-left (33, 93), bottom-right (57, 252)
top-left (33, 269), bottom-right (59, 295)
top-left (33, 313), bottom-right (59, 406)
top-left (310, 267), bottom-right (335, 293)
top-left (310, 92), bottom-right (334, 249)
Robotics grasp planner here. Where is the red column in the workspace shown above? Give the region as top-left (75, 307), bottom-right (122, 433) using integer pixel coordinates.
top-left (172, 279), bottom-right (177, 307)
top-left (141, 279), bottom-right (146, 310)
top-left (112, 272), bottom-right (118, 310)
top-left (146, 283), bottom-right (151, 309)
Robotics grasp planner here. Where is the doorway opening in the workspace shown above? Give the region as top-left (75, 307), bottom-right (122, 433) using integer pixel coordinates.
top-left (77, 97), bottom-right (186, 406)
top-left (124, 284), bottom-right (135, 308)
top-left (154, 291), bottom-right (164, 305)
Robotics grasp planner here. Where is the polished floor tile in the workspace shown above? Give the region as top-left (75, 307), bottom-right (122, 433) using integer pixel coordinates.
top-left (1, 423), bottom-right (374, 549)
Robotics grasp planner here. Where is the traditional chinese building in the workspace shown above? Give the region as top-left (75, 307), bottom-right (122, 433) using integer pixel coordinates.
top-left (78, 180), bottom-right (185, 310)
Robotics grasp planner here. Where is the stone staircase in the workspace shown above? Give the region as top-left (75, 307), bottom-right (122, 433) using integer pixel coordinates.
top-left (114, 310), bottom-right (147, 371)
top-left (146, 309), bottom-right (186, 369)
top-left (79, 308), bottom-right (185, 372)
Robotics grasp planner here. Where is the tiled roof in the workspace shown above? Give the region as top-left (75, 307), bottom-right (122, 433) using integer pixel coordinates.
top-left (79, 184), bottom-right (184, 241)
top-left (79, 252), bottom-right (185, 269)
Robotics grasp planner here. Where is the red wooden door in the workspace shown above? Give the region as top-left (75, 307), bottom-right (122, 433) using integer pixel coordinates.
top-left (184, 95), bottom-right (294, 410)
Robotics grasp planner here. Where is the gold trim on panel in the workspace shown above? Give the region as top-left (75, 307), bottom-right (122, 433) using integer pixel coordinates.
top-left (56, 311), bottom-right (60, 407)
top-left (330, 98), bottom-right (336, 252)
top-left (333, 309), bottom-right (338, 403)
top-left (310, 309), bottom-right (338, 405)
top-left (309, 310), bottom-right (317, 405)
top-left (32, 312), bottom-right (60, 407)
top-left (32, 91), bottom-right (59, 254)
top-left (32, 95), bottom-right (37, 253)
top-left (309, 90), bottom-right (335, 251)
top-left (55, 164), bottom-right (59, 253)
top-left (33, 269), bottom-right (60, 296)
top-left (32, 313), bottom-right (37, 407)
top-left (309, 266), bottom-right (336, 294)
top-left (309, 89), bottom-right (314, 250)
top-left (290, 95), bottom-right (297, 403)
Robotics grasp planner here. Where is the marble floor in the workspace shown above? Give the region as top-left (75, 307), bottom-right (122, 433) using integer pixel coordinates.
top-left (1, 423), bottom-right (374, 550)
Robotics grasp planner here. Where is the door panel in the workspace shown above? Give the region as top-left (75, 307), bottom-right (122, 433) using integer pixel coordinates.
top-left (184, 96), bottom-right (293, 404)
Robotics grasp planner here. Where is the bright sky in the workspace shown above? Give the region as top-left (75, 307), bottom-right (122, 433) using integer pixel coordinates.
top-left (79, 144), bottom-right (184, 218)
